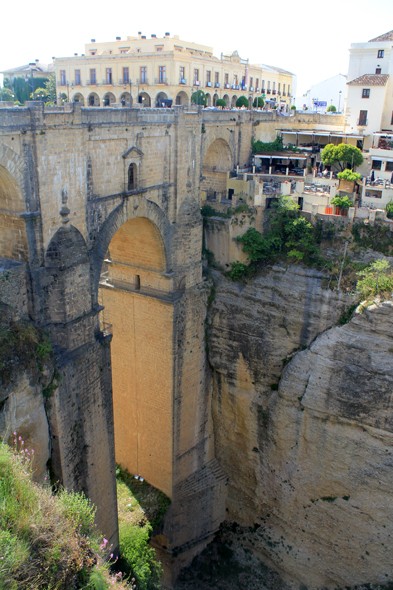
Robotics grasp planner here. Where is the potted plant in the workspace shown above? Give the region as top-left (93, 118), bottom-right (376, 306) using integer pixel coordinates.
top-left (331, 195), bottom-right (353, 216)
top-left (337, 169), bottom-right (362, 193)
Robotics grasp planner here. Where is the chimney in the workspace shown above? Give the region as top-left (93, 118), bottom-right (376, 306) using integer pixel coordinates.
top-left (91, 39), bottom-right (95, 43)
top-left (138, 32), bottom-right (142, 39)
top-left (35, 59), bottom-right (39, 63)
top-left (151, 34), bottom-right (156, 38)
top-left (116, 36), bottom-right (121, 40)
top-left (165, 32), bottom-right (170, 37)
top-left (74, 53), bottom-right (78, 56)
top-left (141, 35), bottom-right (146, 39)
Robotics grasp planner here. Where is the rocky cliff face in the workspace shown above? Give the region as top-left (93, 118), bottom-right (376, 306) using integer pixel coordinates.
top-left (208, 265), bottom-right (393, 588)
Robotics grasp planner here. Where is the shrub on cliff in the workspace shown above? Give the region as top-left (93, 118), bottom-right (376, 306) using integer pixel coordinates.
top-left (356, 259), bottom-right (393, 301)
top-left (0, 442), bottom-right (130, 589)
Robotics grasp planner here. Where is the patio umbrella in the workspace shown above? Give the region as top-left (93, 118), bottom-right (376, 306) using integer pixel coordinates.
top-left (370, 169), bottom-right (375, 182)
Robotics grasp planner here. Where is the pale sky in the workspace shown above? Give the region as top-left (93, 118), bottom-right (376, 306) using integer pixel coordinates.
top-left (1, 0), bottom-right (393, 98)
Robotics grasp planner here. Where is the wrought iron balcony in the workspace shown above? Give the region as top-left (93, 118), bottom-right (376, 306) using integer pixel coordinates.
top-left (206, 81), bottom-right (212, 87)
top-left (215, 82), bottom-right (220, 88)
top-left (155, 77), bottom-right (168, 85)
top-left (272, 90), bottom-right (276, 95)
top-left (136, 78), bottom-right (149, 85)
top-left (179, 78), bottom-right (186, 84)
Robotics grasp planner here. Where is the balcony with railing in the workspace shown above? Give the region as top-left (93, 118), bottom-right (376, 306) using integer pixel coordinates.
top-left (179, 78), bottom-right (186, 85)
top-left (215, 82), bottom-right (220, 88)
top-left (206, 81), bottom-right (212, 88)
top-left (267, 89), bottom-right (271, 95)
top-left (136, 77), bottom-right (149, 85)
top-left (277, 91), bottom-right (281, 96)
top-left (155, 77), bottom-right (168, 85)
top-left (283, 91), bottom-right (286, 96)
top-left (272, 90), bottom-right (276, 95)
top-left (357, 117), bottom-right (368, 127)
top-left (224, 83), bottom-right (230, 89)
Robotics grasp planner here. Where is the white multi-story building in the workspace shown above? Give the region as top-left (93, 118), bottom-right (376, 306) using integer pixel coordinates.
top-left (295, 74), bottom-right (347, 112)
top-left (344, 30), bottom-right (393, 207)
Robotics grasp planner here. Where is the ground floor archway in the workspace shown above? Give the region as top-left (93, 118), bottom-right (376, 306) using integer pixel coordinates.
top-left (213, 93), bottom-right (218, 106)
top-left (88, 92), bottom-right (100, 106)
top-left (156, 92), bottom-right (168, 107)
top-left (120, 92), bottom-right (132, 107)
top-left (72, 93), bottom-right (85, 105)
top-left (175, 91), bottom-right (189, 106)
top-left (231, 95), bottom-right (237, 108)
top-left (222, 94), bottom-right (229, 106)
top-left (206, 93), bottom-right (212, 107)
top-left (104, 92), bottom-right (116, 106)
top-left (138, 92), bottom-right (151, 107)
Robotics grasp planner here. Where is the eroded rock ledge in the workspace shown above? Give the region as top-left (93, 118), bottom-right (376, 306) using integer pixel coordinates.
top-left (208, 265), bottom-right (393, 588)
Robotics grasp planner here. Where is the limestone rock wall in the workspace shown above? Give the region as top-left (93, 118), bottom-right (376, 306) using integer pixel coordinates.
top-left (208, 266), bottom-right (393, 588)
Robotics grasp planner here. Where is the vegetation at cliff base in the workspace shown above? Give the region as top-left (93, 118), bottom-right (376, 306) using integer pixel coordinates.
top-left (0, 442), bottom-right (130, 590)
top-left (116, 466), bottom-right (170, 590)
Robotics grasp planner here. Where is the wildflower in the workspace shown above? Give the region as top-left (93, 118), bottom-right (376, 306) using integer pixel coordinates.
top-left (18, 436), bottom-right (22, 441)
top-left (13, 431), bottom-right (16, 435)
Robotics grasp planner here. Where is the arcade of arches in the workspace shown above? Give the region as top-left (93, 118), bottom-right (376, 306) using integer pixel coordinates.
top-left (201, 138), bottom-right (233, 198)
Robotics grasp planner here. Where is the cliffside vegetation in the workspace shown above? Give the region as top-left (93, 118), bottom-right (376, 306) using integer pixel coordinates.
top-left (0, 441), bottom-right (131, 590)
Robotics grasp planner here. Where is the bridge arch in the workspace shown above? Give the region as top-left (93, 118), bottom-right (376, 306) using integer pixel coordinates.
top-left (0, 147), bottom-right (29, 262)
top-left (91, 196), bottom-right (172, 301)
top-left (201, 137), bottom-right (234, 199)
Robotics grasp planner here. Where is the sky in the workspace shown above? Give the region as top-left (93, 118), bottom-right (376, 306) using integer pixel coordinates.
top-left (1, 0), bottom-right (393, 98)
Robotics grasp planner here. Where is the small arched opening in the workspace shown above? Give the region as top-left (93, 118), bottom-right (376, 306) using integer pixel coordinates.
top-left (231, 95), bottom-right (237, 108)
top-left (88, 92), bottom-right (100, 106)
top-left (128, 163), bottom-right (137, 191)
top-left (103, 92), bottom-right (116, 106)
top-left (213, 93), bottom-right (218, 106)
top-left (201, 138), bottom-right (233, 198)
top-left (205, 93), bottom-right (212, 107)
top-left (175, 91), bottom-right (189, 106)
top-left (138, 92), bottom-right (151, 107)
top-left (222, 94), bottom-right (229, 106)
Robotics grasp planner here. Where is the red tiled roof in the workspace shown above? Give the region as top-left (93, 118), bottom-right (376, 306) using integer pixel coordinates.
top-left (369, 30), bottom-right (393, 42)
top-left (347, 74), bottom-right (389, 86)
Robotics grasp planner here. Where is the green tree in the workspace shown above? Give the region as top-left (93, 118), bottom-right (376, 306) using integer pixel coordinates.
top-left (0, 86), bottom-right (13, 101)
top-left (321, 143), bottom-right (363, 171)
top-left (33, 87), bottom-right (47, 100)
top-left (236, 95), bottom-right (249, 108)
top-left (291, 105), bottom-right (296, 110)
top-left (253, 97), bottom-right (264, 108)
top-left (44, 73), bottom-right (57, 103)
top-left (327, 105), bottom-right (337, 112)
top-left (191, 89), bottom-right (207, 106)
top-left (216, 98), bottom-right (226, 108)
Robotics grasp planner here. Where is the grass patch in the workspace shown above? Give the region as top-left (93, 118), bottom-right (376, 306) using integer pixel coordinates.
top-left (0, 442), bottom-right (129, 589)
top-left (116, 466), bottom-right (170, 589)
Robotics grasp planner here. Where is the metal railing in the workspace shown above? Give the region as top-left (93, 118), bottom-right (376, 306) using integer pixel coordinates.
top-left (357, 118), bottom-right (368, 126)
top-left (136, 77), bottom-right (149, 85)
top-left (179, 78), bottom-right (186, 85)
top-left (155, 77), bottom-right (168, 85)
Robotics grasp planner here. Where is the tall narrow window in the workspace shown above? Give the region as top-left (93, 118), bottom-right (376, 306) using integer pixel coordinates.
top-left (278, 83), bottom-right (281, 93)
top-left (215, 72), bottom-right (219, 85)
top-left (288, 85), bottom-right (291, 96)
top-left (140, 67), bottom-right (147, 83)
top-left (256, 78), bottom-right (259, 90)
top-left (60, 70), bottom-right (66, 85)
top-left (159, 66), bottom-right (166, 83)
top-left (391, 111), bottom-right (393, 125)
top-left (206, 71), bottom-right (211, 83)
top-left (234, 75), bottom-right (238, 85)
top-left (123, 67), bottom-right (129, 83)
top-left (250, 77), bottom-right (253, 89)
top-left (180, 66), bottom-right (185, 82)
top-left (378, 50), bottom-right (384, 58)
top-left (128, 163), bottom-right (137, 190)
top-left (362, 88), bottom-right (370, 98)
top-left (75, 70), bottom-right (81, 85)
top-left (106, 68), bottom-right (112, 84)
top-left (262, 79), bottom-right (265, 91)
top-left (194, 69), bottom-right (199, 84)
top-left (283, 83), bottom-right (286, 95)
top-left (90, 69), bottom-right (96, 84)
top-left (359, 110), bottom-right (368, 125)
top-left (224, 73), bottom-right (229, 86)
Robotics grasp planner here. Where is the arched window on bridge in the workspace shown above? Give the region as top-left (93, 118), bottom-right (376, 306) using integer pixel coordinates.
top-left (128, 163), bottom-right (137, 191)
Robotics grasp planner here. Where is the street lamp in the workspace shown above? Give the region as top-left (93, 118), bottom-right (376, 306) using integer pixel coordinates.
top-left (338, 90), bottom-right (342, 113)
top-left (25, 63), bottom-right (36, 100)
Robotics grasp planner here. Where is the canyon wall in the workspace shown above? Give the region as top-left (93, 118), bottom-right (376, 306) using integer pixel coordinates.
top-left (208, 265), bottom-right (393, 588)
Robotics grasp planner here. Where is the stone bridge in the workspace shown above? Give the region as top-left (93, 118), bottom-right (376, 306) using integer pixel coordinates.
top-left (0, 102), bottom-right (258, 585)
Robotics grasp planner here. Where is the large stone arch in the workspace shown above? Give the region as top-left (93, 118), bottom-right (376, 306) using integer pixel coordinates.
top-left (91, 196), bottom-right (173, 301)
top-left (0, 148), bottom-right (29, 262)
top-left (45, 225), bottom-right (92, 325)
